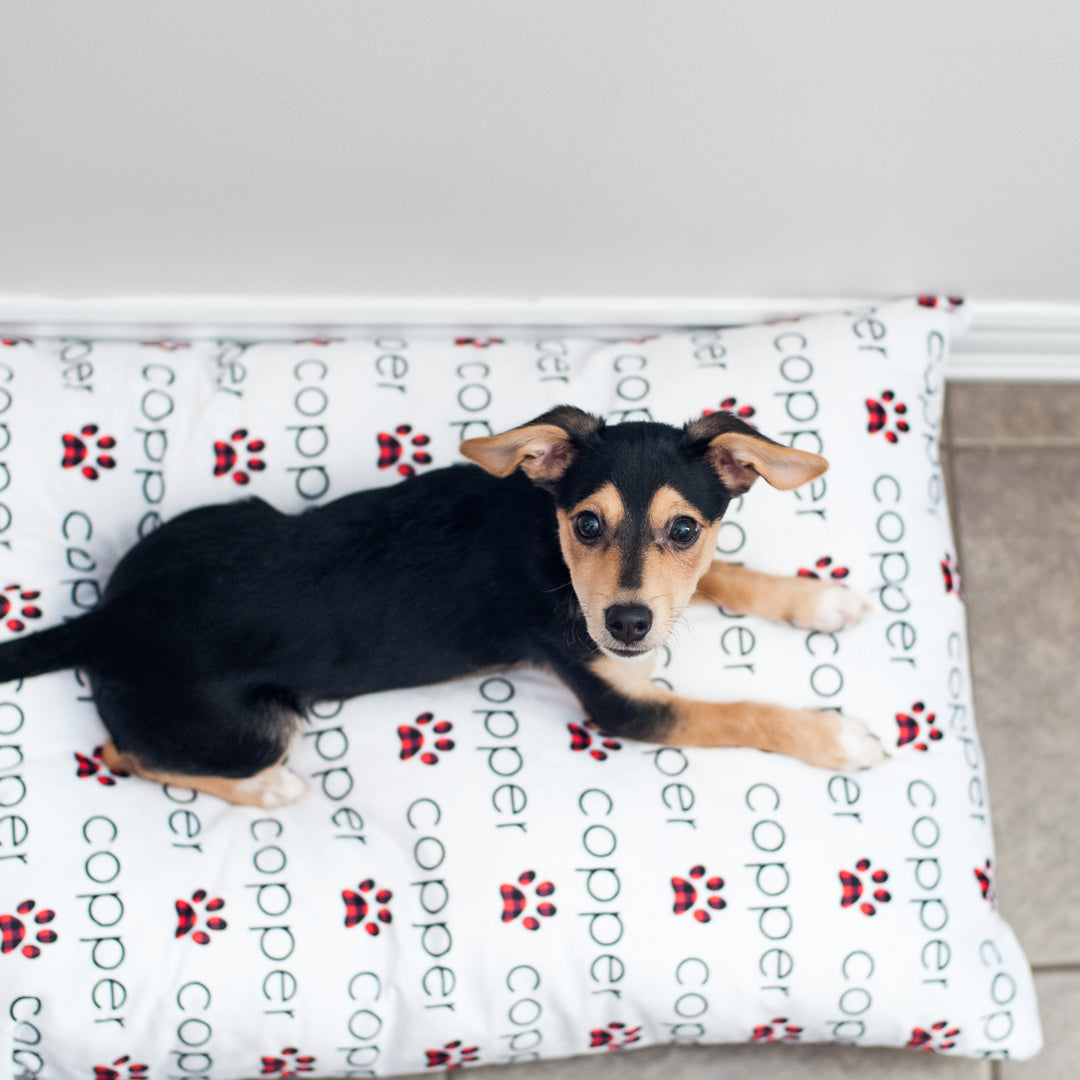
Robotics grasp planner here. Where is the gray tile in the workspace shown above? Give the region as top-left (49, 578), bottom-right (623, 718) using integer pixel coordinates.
top-left (942, 446), bottom-right (963, 558)
top-left (947, 382), bottom-right (1080, 445)
top-left (395, 1042), bottom-right (989, 1080)
top-left (1001, 971), bottom-right (1080, 1080)
top-left (952, 448), bottom-right (1080, 966)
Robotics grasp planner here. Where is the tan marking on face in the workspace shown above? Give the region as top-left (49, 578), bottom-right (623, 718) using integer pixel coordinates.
top-left (611, 485), bottom-right (718, 648)
top-left (589, 652), bottom-right (660, 693)
top-left (556, 482), bottom-right (626, 636)
top-left (559, 483), bottom-right (720, 657)
top-left (581, 482), bottom-right (625, 532)
top-left (647, 486), bottom-right (699, 531)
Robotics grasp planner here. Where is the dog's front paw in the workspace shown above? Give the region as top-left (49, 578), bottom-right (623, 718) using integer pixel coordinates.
top-left (790, 710), bottom-right (888, 771)
top-left (832, 714), bottom-right (888, 771)
top-left (802, 585), bottom-right (871, 634)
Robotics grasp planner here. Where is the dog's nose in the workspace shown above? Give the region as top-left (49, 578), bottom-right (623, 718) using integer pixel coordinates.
top-left (605, 603), bottom-right (653, 645)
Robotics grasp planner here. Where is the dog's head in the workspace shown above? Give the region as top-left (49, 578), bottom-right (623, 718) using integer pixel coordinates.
top-left (461, 406), bottom-right (826, 662)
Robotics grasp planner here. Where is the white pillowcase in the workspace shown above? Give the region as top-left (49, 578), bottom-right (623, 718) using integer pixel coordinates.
top-left (0, 298), bottom-right (1041, 1078)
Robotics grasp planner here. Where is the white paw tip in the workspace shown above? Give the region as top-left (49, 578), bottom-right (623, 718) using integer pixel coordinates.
top-left (238, 766), bottom-right (309, 808)
top-left (812, 586), bottom-right (872, 633)
top-left (836, 715), bottom-right (889, 770)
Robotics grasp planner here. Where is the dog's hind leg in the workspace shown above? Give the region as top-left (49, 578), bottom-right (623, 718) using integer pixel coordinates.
top-left (92, 677), bottom-right (308, 807)
top-left (100, 741), bottom-right (308, 808)
top-left (692, 561), bottom-right (870, 633)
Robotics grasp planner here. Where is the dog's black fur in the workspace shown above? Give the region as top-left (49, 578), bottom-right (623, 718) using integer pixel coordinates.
top-left (0, 407), bottom-right (792, 781)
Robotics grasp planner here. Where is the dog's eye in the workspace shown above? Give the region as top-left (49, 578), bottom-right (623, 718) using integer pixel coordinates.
top-left (669, 517), bottom-right (700, 546)
top-left (575, 512), bottom-right (603, 542)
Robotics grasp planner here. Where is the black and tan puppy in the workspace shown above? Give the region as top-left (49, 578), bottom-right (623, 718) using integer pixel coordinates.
top-left (0, 406), bottom-right (884, 806)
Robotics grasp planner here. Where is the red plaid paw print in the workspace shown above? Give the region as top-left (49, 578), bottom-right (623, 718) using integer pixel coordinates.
top-left (455, 337), bottom-right (503, 348)
top-left (342, 878), bottom-right (393, 935)
top-left (62, 424), bottom-right (117, 479)
top-left (93, 1057), bottom-right (149, 1080)
top-left (896, 701), bottom-right (942, 751)
top-left (703, 396), bottom-right (757, 424)
top-left (917, 295), bottom-right (965, 311)
top-left (671, 865), bottom-right (726, 922)
top-left (398, 711), bottom-right (454, 764)
top-left (590, 1022), bottom-right (641, 1050)
top-left (377, 424), bottom-right (432, 477)
top-left (975, 859), bottom-right (997, 907)
top-left (425, 1041), bottom-right (479, 1069)
top-left (907, 1020), bottom-right (960, 1051)
top-left (865, 390), bottom-right (909, 443)
top-left (568, 721), bottom-right (622, 761)
top-left (261, 1048), bottom-right (315, 1076)
top-left (500, 871), bottom-right (556, 930)
top-left (750, 1017), bottom-right (803, 1043)
top-left (213, 429), bottom-right (266, 484)
top-left (75, 744), bottom-right (130, 785)
top-left (1, 584), bottom-right (42, 633)
top-left (941, 553), bottom-right (962, 598)
top-left (141, 339), bottom-right (191, 351)
top-left (1, 900), bottom-right (57, 958)
top-left (839, 859), bottom-right (891, 915)
top-left (797, 556), bottom-right (849, 580)
top-left (175, 890), bottom-right (226, 944)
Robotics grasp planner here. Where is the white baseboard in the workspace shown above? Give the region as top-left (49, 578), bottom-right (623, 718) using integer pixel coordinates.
top-left (945, 300), bottom-right (1080, 380)
top-left (2, 294), bottom-right (1079, 381)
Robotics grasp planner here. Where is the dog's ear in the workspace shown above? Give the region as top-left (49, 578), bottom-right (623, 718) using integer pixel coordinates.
top-left (683, 413), bottom-right (827, 495)
top-left (460, 406), bottom-right (602, 485)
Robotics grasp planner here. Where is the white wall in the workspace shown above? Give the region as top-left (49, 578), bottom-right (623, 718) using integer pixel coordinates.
top-left (1, 0), bottom-right (1078, 303)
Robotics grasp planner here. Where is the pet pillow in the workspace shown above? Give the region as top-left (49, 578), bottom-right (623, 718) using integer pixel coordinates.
top-left (0, 297), bottom-right (1041, 1077)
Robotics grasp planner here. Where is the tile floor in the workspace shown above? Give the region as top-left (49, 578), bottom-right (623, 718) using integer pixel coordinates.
top-left (398, 382), bottom-right (1079, 1080)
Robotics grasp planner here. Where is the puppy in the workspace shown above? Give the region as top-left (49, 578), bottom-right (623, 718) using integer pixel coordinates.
top-left (0, 406), bottom-right (884, 806)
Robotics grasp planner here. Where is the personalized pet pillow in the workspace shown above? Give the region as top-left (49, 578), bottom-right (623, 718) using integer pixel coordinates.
top-left (0, 297), bottom-right (1041, 1078)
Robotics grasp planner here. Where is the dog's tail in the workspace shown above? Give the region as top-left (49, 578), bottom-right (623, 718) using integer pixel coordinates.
top-left (0, 611), bottom-right (103, 683)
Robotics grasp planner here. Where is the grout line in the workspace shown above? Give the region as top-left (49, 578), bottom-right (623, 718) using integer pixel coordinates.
top-left (951, 437), bottom-right (1080, 449)
top-left (942, 421), bottom-right (964, 561)
top-left (1031, 962), bottom-right (1080, 975)
top-left (942, 387), bottom-right (954, 457)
